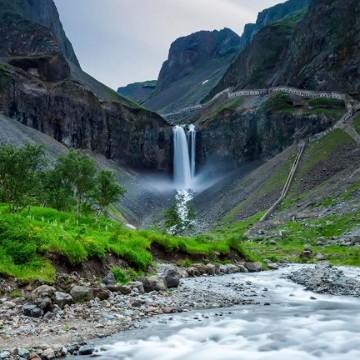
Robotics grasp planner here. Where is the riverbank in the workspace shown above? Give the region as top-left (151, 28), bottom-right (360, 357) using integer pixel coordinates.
top-left (1, 263), bottom-right (359, 359)
top-left (0, 262), bottom-right (262, 359)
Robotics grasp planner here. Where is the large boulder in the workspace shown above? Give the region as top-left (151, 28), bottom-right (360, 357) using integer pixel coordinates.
top-left (70, 286), bottom-right (94, 302)
top-left (31, 285), bottom-right (56, 312)
top-left (106, 284), bottom-right (132, 295)
top-left (23, 304), bottom-right (43, 318)
top-left (245, 262), bottom-right (262, 272)
top-left (142, 276), bottom-right (167, 292)
top-left (102, 272), bottom-right (115, 285)
top-left (92, 288), bottom-right (111, 301)
top-left (162, 268), bottom-right (181, 288)
top-left (54, 292), bottom-right (73, 308)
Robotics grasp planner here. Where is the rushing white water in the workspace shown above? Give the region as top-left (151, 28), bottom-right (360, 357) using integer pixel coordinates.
top-left (187, 124), bottom-right (196, 179)
top-left (173, 125), bottom-right (192, 189)
top-left (86, 266), bottom-right (360, 360)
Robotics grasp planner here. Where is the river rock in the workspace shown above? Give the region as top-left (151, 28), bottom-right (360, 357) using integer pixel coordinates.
top-left (32, 285), bottom-right (56, 300)
top-left (162, 268), bottom-right (180, 288)
top-left (78, 345), bottom-right (94, 356)
top-left (22, 304), bottom-right (44, 318)
top-left (128, 281), bottom-right (145, 294)
top-left (42, 348), bottom-right (55, 360)
top-left (106, 284), bottom-right (132, 294)
top-left (205, 264), bottom-right (217, 275)
top-left (237, 264), bottom-right (249, 273)
top-left (0, 351), bottom-right (10, 359)
top-left (54, 291), bottom-right (73, 308)
top-left (70, 286), bottom-right (93, 302)
top-left (245, 262), bottom-right (262, 272)
top-left (288, 264), bottom-right (360, 297)
top-left (102, 272), bottom-right (115, 285)
top-left (142, 276), bottom-right (167, 292)
top-left (92, 288), bottom-right (111, 300)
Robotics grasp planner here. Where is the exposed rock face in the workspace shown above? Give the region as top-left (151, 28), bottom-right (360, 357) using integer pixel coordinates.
top-left (120, 0), bottom-right (309, 112)
top-left (143, 28), bottom-right (242, 113)
top-left (239, 0), bottom-right (310, 51)
top-left (0, 0), bottom-right (172, 171)
top-left (196, 102), bottom-right (339, 166)
top-left (275, 0), bottom-right (360, 94)
top-left (210, 0), bottom-right (360, 96)
top-left (208, 24), bottom-right (293, 97)
top-left (0, 0), bottom-right (79, 67)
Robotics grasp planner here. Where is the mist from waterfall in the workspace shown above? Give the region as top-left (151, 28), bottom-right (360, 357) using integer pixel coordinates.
top-left (173, 125), bottom-right (196, 190)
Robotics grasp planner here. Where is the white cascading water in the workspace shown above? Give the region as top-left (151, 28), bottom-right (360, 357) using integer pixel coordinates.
top-left (173, 125), bottom-right (193, 189)
top-left (171, 125), bottom-right (197, 233)
top-left (188, 124), bottom-right (196, 178)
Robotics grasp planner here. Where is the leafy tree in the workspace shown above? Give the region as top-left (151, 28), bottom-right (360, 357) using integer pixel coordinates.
top-left (0, 144), bottom-right (45, 211)
top-left (38, 168), bottom-right (75, 211)
top-left (55, 150), bottom-right (97, 220)
top-left (92, 170), bottom-right (125, 214)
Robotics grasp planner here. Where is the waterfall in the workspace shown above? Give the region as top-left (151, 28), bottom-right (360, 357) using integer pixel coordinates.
top-left (188, 124), bottom-right (196, 178)
top-left (173, 125), bottom-right (192, 189)
top-left (173, 124), bottom-right (196, 189)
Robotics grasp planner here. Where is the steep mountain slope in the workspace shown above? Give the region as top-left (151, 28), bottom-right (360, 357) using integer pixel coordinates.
top-left (0, 0), bottom-right (171, 171)
top-left (239, 0), bottom-right (310, 53)
top-left (210, 0), bottom-right (360, 97)
top-left (274, 0), bottom-right (360, 94)
top-left (141, 28), bottom-right (241, 114)
top-left (117, 80), bottom-right (157, 104)
top-left (118, 0), bottom-right (309, 113)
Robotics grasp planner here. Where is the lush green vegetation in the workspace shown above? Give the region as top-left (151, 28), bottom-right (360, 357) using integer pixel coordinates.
top-left (308, 98), bottom-right (345, 108)
top-left (242, 211), bottom-right (360, 266)
top-left (295, 129), bottom-right (354, 179)
top-left (0, 205), bottom-right (255, 283)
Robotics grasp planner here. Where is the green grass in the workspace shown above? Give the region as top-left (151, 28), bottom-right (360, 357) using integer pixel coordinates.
top-left (353, 114), bottom-right (360, 135)
top-left (298, 129), bottom-right (354, 177)
top-left (0, 205), bottom-right (257, 283)
top-left (308, 98), bottom-right (345, 108)
top-left (242, 211), bottom-right (360, 266)
top-left (273, 7), bottom-right (308, 28)
top-left (262, 92), bottom-right (295, 113)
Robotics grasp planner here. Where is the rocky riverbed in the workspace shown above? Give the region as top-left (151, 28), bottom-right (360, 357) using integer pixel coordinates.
top-left (1, 262), bottom-right (359, 359)
top-left (0, 262), bottom-right (263, 359)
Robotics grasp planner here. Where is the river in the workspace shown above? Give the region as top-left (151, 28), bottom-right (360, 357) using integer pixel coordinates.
top-left (80, 265), bottom-right (360, 359)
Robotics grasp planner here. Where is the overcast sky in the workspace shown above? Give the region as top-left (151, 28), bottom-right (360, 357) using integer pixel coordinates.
top-left (54, 0), bottom-right (281, 89)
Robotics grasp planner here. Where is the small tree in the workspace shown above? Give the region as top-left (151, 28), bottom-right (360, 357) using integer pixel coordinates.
top-left (92, 170), bottom-right (125, 215)
top-left (0, 144), bottom-right (45, 211)
top-left (39, 167), bottom-right (75, 211)
top-left (55, 150), bottom-right (97, 220)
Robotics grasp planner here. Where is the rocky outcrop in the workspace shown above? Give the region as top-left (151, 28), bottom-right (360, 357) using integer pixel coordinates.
top-left (143, 28), bottom-right (241, 113)
top-left (239, 0), bottom-right (309, 51)
top-left (274, 0), bottom-right (360, 94)
top-left (196, 99), bottom-right (340, 166)
top-left (0, 0), bottom-right (79, 67)
top-left (0, 0), bottom-right (172, 171)
top-left (209, 0), bottom-right (360, 97)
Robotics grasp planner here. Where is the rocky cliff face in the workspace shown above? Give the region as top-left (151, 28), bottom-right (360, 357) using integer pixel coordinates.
top-left (274, 0), bottom-right (360, 94)
top-left (143, 28), bottom-right (241, 113)
top-left (210, 0), bottom-right (360, 97)
top-left (0, 0), bottom-right (171, 171)
top-left (0, 0), bottom-right (79, 67)
top-left (239, 0), bottom-right (310, 52)
top-left (194, 93), bottom-right (345, 166)
top-left (119, 0), bottom-right (309, 113)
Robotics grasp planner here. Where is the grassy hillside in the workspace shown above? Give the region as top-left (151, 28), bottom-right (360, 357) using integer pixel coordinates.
top-left (0, 206), bottom-right (257, 283)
